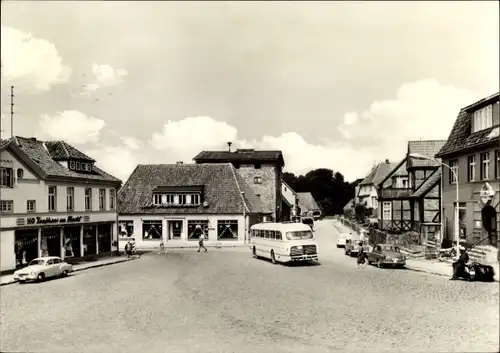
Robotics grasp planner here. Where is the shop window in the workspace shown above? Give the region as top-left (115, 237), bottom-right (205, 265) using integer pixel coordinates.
top-left (0, 200), bottom-right (13, 213)
top-left (85, 188), bottom-right (92, 211)
top-left (217, 220), bottom-right (238, 240)
top-left (187, 220), bottom-right (209, 241)
top-left (41, 228), bottom-right (61, 257)
top-left (0, 167), bottom-right (13, 187)
top-left (48, 186), bottom-right (57, 211)
top-left (119, 220), bottom-right (134, 238)
top-left (83, 226), bottom-right (97, 256)
top-left (98, 224), bottom-right (112, 253)
top-left (142, 220), bottom-right (162, 240)
top-left (63, 226), bottom-right (81, 258)
top-left (26, 200), bottom-right (36, 212)
top-left (15, 229), bottom-right (39, 267)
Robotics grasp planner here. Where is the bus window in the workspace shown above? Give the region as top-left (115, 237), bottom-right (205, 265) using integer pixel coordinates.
top-left (285, 231), bottom-right (313, 240)
top-left (276, 231), bottom-right (282, 240)
top-left (264, 230), bottom-right (269, 238)
top-left (270, 231), bottom-right (275, 239)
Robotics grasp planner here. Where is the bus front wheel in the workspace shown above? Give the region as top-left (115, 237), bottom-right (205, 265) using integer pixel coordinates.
top-left (271, 250), bottom-right (277, 264)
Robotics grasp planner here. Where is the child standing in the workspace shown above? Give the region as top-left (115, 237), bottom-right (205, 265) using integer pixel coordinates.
top-left (357, 243), bottom-right (366, 269)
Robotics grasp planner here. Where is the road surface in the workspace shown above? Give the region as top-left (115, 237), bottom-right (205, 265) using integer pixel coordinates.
top-left (1, 220), bottom-right (498, 353)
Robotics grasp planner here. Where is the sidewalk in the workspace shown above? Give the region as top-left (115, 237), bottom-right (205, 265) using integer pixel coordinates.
top-left (405, 258), bottom-right (499, 282)
top-left (1, 256), bottom-right (136, 287)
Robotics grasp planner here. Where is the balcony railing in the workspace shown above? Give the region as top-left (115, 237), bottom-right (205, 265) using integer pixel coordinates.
top-left (379, 187), bottom-right (412, 199)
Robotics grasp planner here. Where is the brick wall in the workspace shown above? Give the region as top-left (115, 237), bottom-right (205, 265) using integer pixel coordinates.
top-left (236, 163), bottom-right (280, 219)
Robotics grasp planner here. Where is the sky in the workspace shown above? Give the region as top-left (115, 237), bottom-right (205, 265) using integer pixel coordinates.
top-left (1, 1), bottom-right (498, 182)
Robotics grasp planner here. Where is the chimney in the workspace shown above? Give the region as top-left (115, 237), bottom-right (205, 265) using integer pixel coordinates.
top-left (385, 159), bottom-right (390, 164)
top-left (176, 161), bottom-right (183, 164)
top-left (227, 141), bottom-right (232, 152)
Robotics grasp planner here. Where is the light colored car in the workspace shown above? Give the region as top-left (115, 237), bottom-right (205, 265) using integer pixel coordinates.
top-left (345, 239), bottom-right (370, 257)
top-left (336, 232), bottom-right (352, 248)
top-left (13, 256), bottom-right (73, 283)
top-left (366, 244), bottom-right (406, 268)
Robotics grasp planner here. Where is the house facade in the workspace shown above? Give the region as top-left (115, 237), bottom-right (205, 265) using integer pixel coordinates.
top-left (193, 149), bottom-right (285, 221)
top-left (357, 160), bottom-right (396, 211)
top-left (297, 192), bottom-right (321, 218)
top-left (377, 140), bottom-right (446, 242)
top-left (281, 180), bottom-right (299, 220)
top-left (435, 93), bottom-right (499, 250)
top-left (117, 163), bottom-right (265, 249)
top-left (0, 137), bottom-right (121, 272)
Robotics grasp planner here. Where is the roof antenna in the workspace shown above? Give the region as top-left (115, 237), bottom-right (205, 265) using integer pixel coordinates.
top-left (227, 141), bottom-right (232, 152)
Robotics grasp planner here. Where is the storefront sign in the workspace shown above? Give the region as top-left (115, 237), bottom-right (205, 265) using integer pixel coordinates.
top-left (480, 182), bottom-right (495, 205)
top-left (26, 216), bottom-right (83, 225)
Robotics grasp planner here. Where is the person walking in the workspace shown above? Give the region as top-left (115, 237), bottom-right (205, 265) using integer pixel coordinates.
top-left (158, 238), bottom-right (166, 255)
top-left (357, 243), bottom-right (367, 269)
top-left (196, 225), bottom-right (207, 252)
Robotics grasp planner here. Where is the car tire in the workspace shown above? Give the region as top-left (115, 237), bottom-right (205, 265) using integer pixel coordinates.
top-left (377, 259), bottom-right (383, 268)
top-left (37, 273), bottom-right (45, 282)
top-left (62, 270), bottom-right (69, 277)
top-left (271, 250), bottom-right (277, 265)
top-left (344, 249), bottom-right (348, 256)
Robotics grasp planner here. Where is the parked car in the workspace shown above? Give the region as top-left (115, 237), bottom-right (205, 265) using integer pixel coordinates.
top-left (345, 239), bottom-right (370, 257)
top-left (13, 256), bottom-right (73, 283)
top-left (336, 232), bottom-right (352, 248)
top-left (301, 217), bottom-right (314, 231)
top-left (366, 244), bottom-right (406, 268)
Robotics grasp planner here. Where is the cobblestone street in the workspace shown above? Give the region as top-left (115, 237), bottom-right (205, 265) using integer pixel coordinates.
top-left (1, 220), bottom-right (498, 353)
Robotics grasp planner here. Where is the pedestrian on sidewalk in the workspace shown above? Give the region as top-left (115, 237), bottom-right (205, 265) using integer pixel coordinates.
top-left (158, 239), bottom-right (166, 255)
top-left (195, 225), bottom-right (207, 252)
top-left (357, 243), bottom-right (367, 269)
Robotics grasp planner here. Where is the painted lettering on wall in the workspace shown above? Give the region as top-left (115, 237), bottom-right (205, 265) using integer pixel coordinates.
top-left (26, 216), bottom-right (83, 225)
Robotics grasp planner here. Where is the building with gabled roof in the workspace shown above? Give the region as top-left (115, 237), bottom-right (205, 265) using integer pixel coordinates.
top-left (376, 140), bottom-right (446, 245)
top-left (193, 148), bottom-right (285, 221)
top-left (297, 192), bottom-right (321, 219)
top-left (0, 136), bottom-right (121, 273)
top-left (357, 159), bottom-right (397, 210)
top-left (117, 162), bottom-right (268, 249)
top-left (436, 92), bottom-right (499, 253)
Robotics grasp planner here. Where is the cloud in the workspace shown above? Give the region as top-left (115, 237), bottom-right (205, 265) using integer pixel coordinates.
top-left (1, 26), bottom-right (71, 92)
top-left (150, 116), bottom-right (238, 161)
top-left (80, 63), bottom-right (128, 93)
top-left (75, 79), bottom-right (481, 183)
top-left (37, 110), bottom-right (106, 144)
top-left (85, 145), bottom-right (138, 182)
top-left (120, 136), bottom-right (141, 150)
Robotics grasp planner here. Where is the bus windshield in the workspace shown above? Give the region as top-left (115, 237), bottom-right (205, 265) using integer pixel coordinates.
top-left (286, 231), bottom-right (313, 240)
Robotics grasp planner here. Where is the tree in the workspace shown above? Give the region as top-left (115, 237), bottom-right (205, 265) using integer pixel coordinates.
top-left (283, 168), bottom-right (357, 216)
top-left (355, 204), bottom-right (367, 222)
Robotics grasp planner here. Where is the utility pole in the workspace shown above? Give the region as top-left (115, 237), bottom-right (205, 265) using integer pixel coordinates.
top-left (10, 86), bottom-right (14, 138)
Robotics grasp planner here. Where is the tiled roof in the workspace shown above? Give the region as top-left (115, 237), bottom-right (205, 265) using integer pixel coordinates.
top-left (360, 161), bottom-right (398, 186)
top-left (118, 163), bottom-right (264, 215)
top-left (297, 192), bottom-right (320, 211)
top-left (436, 93), bottom-right (500, 158)
top-left (0, 138), bottom-right (11, 150)
top-left (411, 169), bottom-right (441, 198)
top-left (6, 136), bottom-right (120, 183)
top-left (376, 158), bottom-right (408, 188)
top-left (44, 141), bottom-right (95, 161)
top-left (407, 140), bottom-right (447, 168)
top-left (193, 150), bottom-right (285, 167)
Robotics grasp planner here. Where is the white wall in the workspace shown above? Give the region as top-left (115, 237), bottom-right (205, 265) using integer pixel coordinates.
top-left (0, 230), bottom-right (15, 272)
top-left (118, 214), bottom-right (247, 249)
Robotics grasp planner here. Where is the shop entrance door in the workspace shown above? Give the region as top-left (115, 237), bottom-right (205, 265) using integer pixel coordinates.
top-left (166, 220), bottom-right (184, 244)
top-left (15, 229), bottom-right (39, 267)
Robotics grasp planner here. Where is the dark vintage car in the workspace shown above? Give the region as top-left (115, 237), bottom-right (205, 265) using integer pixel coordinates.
top-left (366, 244), bottom-right (406, 268)
top-left (344, 239), bottom-right (370, 257)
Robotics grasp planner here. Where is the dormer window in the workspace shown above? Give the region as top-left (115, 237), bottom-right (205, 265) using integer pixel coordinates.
top-left (152, 193), bottom-right (202, 206)
top-left (472, 105), bottom-right (493, 133)
top-left (70, 161), bottom-right (75, 169)
top-left (75, 161), bottom-right (81, 170)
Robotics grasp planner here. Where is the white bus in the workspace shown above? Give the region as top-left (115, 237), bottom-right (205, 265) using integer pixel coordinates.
top-left (250, 222), bottom-right (319, 264)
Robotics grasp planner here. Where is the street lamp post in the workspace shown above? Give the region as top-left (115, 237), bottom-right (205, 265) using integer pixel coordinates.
top-left (408, 153), bottom-right (460, 259)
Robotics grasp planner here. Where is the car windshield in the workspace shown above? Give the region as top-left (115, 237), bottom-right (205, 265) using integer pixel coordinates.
top-left (29, 259), bottom-right (46, 266)
top-left (382, 245), bottom-right (400, 252)
top-left (286, 231), bottom-right (314, 240)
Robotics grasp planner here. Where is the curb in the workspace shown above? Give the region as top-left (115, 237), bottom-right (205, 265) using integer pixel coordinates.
top-left (405, 265), bottom-right (499, 282)
top-left (0, 257), bottom-right (136, 287)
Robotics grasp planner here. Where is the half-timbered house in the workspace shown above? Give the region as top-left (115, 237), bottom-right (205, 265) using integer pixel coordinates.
top-left (376, 140), bottom-right (446, 241)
